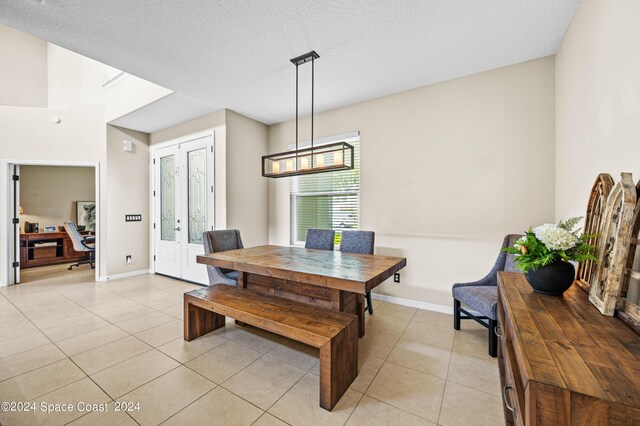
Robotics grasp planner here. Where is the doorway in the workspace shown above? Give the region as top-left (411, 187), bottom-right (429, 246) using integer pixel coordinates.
top-left (152, 134), bottom-right (214, 284)
top-left (2, 160), bottom-right (100, 286)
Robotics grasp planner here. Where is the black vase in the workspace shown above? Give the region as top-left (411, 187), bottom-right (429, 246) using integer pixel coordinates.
top-left (524, 261), bottom-right (575, 296)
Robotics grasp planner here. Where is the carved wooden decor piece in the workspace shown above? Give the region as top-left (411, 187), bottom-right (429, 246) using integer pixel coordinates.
top-left (589, 173), bottom-right (637, 316)
top-left (576, 173), bottom-right (614, 291)
top-left (616, 179), bottom-right (640, 332)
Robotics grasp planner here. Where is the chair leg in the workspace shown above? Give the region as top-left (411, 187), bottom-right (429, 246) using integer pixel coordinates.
top-left (488, 319), bottom-right (497, 358)
top-left (453, 299), bottom-right (461, 330)
top-left (68, 252), bottom-right (95, 271)
top-left (365, 291), bottom-right (373, 315)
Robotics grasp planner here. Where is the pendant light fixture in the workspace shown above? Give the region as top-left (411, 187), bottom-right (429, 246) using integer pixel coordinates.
top-left (262, 51), bottom-right (354, 178)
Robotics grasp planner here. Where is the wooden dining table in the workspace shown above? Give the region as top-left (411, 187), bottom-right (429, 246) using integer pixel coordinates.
top-left (196, 245), bottom-right (407, 337)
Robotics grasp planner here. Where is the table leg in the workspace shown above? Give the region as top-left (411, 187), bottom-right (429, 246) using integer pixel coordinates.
top-left (236, 272), bottom-right (247, 327)
top-left (356, 294), bottom-right (365, 338)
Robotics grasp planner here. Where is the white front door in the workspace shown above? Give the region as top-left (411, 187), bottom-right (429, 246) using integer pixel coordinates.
top-left (153, 136), bottom-right (214, 284)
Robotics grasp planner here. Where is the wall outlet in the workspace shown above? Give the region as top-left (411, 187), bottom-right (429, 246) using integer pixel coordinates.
top-left (394, 273), bottom-right (400, 283)
top-left (125, 255), bottom-right (133, 264)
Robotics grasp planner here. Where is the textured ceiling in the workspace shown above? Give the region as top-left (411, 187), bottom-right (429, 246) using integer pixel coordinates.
top-left (0, 0), bottom-right (580, 131)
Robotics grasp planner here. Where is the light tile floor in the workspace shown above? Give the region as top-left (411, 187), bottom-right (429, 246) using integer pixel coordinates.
top-left (0, 265), bottom-right (504, 425)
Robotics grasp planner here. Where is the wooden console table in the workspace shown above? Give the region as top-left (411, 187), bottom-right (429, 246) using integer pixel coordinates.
top-left (497, 272), bottom-right (640, 425)
top-left (20, 232), bottom-right (91, 269)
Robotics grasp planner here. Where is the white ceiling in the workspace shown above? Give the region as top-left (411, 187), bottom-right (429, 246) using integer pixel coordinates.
top-left (0, 0), bottom-right (580, 132)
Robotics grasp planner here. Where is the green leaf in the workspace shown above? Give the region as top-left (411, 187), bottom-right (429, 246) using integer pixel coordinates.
top-left (557, 216), bottom-right (583, 232)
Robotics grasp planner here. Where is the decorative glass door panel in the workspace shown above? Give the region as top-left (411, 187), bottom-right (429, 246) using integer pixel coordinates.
top-left (160, 155), bottom-right (176, 242)
top-left (187, 149), bottom-right (206, 244)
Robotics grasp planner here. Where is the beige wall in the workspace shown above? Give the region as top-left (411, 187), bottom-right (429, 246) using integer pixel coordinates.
top-left (0, 24), bottom-right (47, 107)
top-left (20, 166), bottom-right (95, 230)
top-left (106, 125), bottom-right (150, 275)
top-left (269, 57), bottom-right (556, 307)
top-left (150, 109), bottom-right (225, 145)
top-left (47, 44), bottom-right (106, 110)
top-left (225, 110), bottom-right (269, 247)
top-left (555, 0), bottom-right (640, 220)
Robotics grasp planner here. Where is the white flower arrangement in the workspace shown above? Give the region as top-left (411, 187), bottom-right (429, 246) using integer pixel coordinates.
top-left (504, 217), bottom-right (597, 272)
top-left (532, 223), bottom-right (579, 251)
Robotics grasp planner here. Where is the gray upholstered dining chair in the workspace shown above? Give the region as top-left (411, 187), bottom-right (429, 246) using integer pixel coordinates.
top-left (202, 229), bottom-right (244, 286)
top-left (64, 221), bottom-right (95, 270)
top-left (452, 234), bottom-right (522, 357)
top-left (340, 230), bottom-right (376, 315)
top-left (305, 229), bottom-right (335, 251)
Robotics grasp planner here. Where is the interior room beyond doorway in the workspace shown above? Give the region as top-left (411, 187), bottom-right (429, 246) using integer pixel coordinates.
top-left (18, 165), bottom-right (96, 283)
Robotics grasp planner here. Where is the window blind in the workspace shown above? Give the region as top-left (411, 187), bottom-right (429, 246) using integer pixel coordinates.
top-left (290, 138), bottom-right (360, 245)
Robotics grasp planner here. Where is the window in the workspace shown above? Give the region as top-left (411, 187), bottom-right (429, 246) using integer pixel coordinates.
top-left (290, 136), bottom-right (360, 245)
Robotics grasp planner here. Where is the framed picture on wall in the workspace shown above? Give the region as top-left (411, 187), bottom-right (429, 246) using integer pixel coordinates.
top-left (76, 201), bottom-right (96, 231)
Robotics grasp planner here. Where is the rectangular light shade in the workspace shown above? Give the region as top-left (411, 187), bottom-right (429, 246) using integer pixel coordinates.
top-left (262, 142), bottom-right (354, 178)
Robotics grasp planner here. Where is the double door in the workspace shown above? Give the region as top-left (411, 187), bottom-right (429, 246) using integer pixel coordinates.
top-left (153, 136), bottom-right (214, 284)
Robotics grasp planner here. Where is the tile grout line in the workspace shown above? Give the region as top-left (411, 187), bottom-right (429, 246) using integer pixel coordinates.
top-left (436, 331), bottom-right (456, 426)
top-left (3, 274), bottom-right (268, 424)
top-left (0, 288), bottom-right (112, 421)
top-left (176, 353), bottom-right (290, 423)
top-left (45, 277), bottom-right (224, 423)
top-left (0, 272), bottom-right (186, 425)
top-left (341, 305), bottom-right (418, 425)
top-left (250, 412), bottom-right (293, 426)
top-left (351, 307), bottom-right (450, 424)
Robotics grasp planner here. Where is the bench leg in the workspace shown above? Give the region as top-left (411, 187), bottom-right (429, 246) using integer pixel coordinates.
top-left (184, 301), bottom-right (225, 341)
top-left (318, 320), bottom-right (358, 411)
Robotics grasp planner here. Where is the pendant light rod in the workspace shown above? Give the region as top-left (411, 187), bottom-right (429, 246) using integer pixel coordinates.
top-left (290, 51), bottom-right (319, 66)
top-left (295, 58), bottom-right (298, 154)
top-left (311, 55), bottom-right (314, 152)
top-left (290, 51), bottom-right (320, 163)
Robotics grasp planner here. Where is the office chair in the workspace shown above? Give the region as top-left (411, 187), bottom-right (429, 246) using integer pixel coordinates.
top-left (64, 221), bottom-right (95, 270)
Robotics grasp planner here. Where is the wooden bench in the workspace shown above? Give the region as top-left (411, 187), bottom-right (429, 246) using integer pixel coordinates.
top-left (184, 284), bottom-right (359, 411)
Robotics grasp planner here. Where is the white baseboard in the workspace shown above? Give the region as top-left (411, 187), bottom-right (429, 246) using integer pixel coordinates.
top-left (102, 269), bottom-right (150, 281)
top-left (371, 293), bottom-right (453, 315)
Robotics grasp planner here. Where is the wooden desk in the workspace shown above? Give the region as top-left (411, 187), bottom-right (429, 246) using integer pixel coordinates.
top-left (497, 272), bottom-right (640, 425)
top-left (196, 245), bottom-right (407, 337)
top-left (20, 232), bottom-right (91, 269)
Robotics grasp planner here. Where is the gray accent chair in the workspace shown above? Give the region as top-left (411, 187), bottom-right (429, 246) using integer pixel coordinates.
top-left (340, 230), bottom-right (376, 315)
top-left (203, 229), bottom-right (244, 286)
top-left (63, 221), bottom-right (95, 270)
top-left (305, 229), bottom-right (335, 251)
top-left (452, 234), bottom-right (522, 357)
